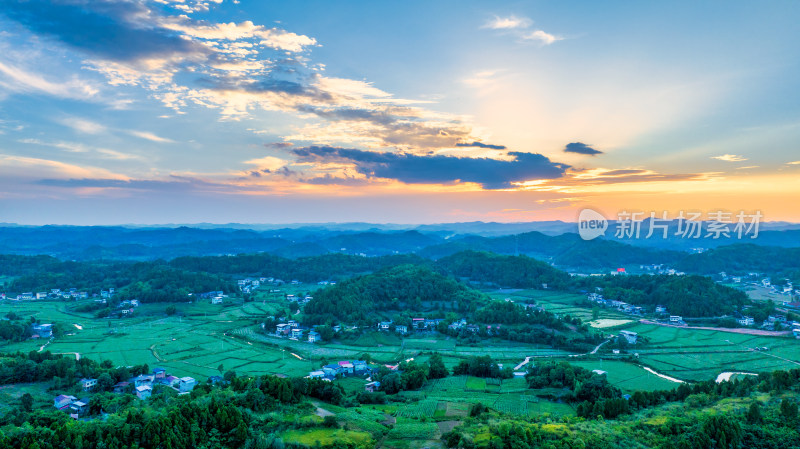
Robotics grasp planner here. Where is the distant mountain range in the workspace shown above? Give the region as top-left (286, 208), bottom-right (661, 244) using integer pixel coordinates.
top-left (0, 223), bottom-right (799, 273)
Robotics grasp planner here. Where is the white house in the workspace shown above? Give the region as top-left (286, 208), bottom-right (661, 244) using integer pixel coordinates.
top-left (669, 316), bottom-right (683, 324)
top-left (211, 296), bottom-right (223, 304)
top-left (179, 377), bottom-right (196, 392)
top-left (308, 331), bottom-right (321, 343)
top-left (290, 328), bottom-right (303, 339)
top-left (80, 378), bottom-right (98, 391)
top-left (136, 385), bottom-right (152, 400)
top-left (309, 370), bottom-right (325, 378)
top-left (738, 316), bottom-right (755, 326)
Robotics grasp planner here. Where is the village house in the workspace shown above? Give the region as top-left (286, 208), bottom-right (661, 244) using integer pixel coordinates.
top-left (322, 364), bottom-right (341, 377)
top-left (54, 395), bottom-right (77, 411)
top-left (655, 306), bottom-right (667, 314)
top-left (275, 323), bottom-right (291, 337)
top-left (412, 318), bottom-right (425, 330)
top-left (308, 330), bottom-right (321, 343)
top-left (353, 360), bottom-right (368, 373)
top-left (80, 378), bottom-right (98, 391)
top-left (69, 400), bottom-right (88, 417)
top-left (669, 316), bottom-right (684, 324)
top-left (338, 361), bottom-right (354, 374)
top-left (113, 382), bottom-right (129, 393)
top-left (395, 325), bottom-right (408, 334)
top-left (364, 381), bottom-right (381, 392)
top-left (211, 296), bottom-right (223, 304)
top-left (377, 321), bottom-right (392, 331)
top-left (136, 385), bottom-right (152, 400)
top-left (131, 374), bottom-right (154, 388)
top-left (290, 328), bottom-right (304, 339)
top-left (620, 330), bottom-right (638, 344)
top-left (153, 367), bottom-right (166, 380)
top-left (309, 370), bottom-right (325, 379)
top-left (32, 323), bottom-right (53, 338)
top-left (738, 316), bottom-right (755, 326)
top-left (179, 377), bottom-right (196, 393)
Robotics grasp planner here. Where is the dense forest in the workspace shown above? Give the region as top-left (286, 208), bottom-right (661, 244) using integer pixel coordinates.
top-left (676, 244), bottom-right (800, 284)
top-left (576, 274), bottom-right (750, 317)
top-left (435, 251), bottom-right (572, 289)
top-left (302, 265), bottom-right (489, 325)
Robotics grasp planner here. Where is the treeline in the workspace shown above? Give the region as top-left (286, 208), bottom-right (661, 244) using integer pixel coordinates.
top-left (435, 251), bottom-right (572, 289)
top-left (0, 350), bottom-right (150, 387)
top-left (676, 244), bottom-right (800, 284)
top-left (576, 274), bottom-right (749, 317)
top-left (4, 258), bottom-right (236, 304)
top-left (170, 252), bottom-right (426, 282)
top-left (303, 265), bottom-right (489, 325)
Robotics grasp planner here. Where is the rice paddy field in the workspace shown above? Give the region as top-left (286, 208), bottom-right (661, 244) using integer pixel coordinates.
top-left (393, 375), bottom-right (575, 419)
top-left (2, 288), bottom-right (798, 388)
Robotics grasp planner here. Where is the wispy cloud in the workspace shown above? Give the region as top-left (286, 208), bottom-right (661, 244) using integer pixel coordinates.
top-left (787, 161), bottom-right (800, 165)
top-left (520, 30), bottom-right (562, 45)
top-left (482, 15), bottom-right (532, 30)
top-left (711, 154), bottom-right (748, 162)
top-left (58, 117), bottom-right (107, 134)
top-left (0, 60), bottom-right (98, 99)
top-left (127, 130), bottom-right (175, 143)
top-left (481, 14), bottom-right (562, 46)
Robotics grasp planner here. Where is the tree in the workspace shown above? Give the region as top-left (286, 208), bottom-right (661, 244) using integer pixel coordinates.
top-left (427, 353), bottom-right (448, 379)
top-left (746, 402), bottom-right (762, 424)
top-left (20, 393), bottom-right (33, 412)
top-left (166, 305), bottom-right (177, 316)
top-left (781, 399), bottom-right (798, 421)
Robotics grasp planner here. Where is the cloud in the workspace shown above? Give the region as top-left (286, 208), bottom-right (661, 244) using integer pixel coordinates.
top-left (58, 117), bottom-right (106, 134)
top-left (0, 60), bottom-right (99, 99)
top-left (786, 161), bottom-right (800, 165)
top-left (711, 154), bottom-right (748, 162)
top-left (1, 0), bottom-right (487, 151)
top-left (481, 14), bottom-right (562, 46)
top-left (264, 142), bottom-right (294, 148)
top-left (456, 141), bottom-right (507, 150)
top-left (127, 130), bottom-right (175, 143)
top-left (564, 142), bottom-right (603, 155)
top-left (1, 0), bottom-right (211, 64)
top-left (520, 30), bottom-right (562, 45)
top-left (290, 146), bottom-right (569, 189)
top-left (18, 138), bottom-right (143, 161)
top-left (482, 15), bottom-right (533, 30)
top-left (35, 175), bottom-right (242, 193)
top-left (244, 156), bottom-right (289, 171)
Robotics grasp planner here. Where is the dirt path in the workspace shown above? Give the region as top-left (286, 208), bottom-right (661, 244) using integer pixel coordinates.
top-left (639, 319), bottom-right (792, 336)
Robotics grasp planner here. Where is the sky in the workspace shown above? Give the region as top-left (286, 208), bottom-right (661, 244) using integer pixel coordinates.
top-left (0, 0), bottom-right (799, 225)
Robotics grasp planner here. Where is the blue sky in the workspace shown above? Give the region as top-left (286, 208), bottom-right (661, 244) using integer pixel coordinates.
top-left (0, 0), bottom-right (799, 224)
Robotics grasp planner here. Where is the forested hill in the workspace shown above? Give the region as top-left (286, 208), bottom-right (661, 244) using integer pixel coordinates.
top-left (676, 244), bottom-right (800, 283)
top-left (302, 265), bottom-right (489, 325)
top-left (435, 251), bottom-right (572, 289)
top-left (575, 274), bottom-right (749, 317)
top-left (418, 231), bottom-right (686, 269)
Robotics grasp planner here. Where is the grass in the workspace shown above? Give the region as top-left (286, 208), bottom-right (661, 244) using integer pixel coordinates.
top-left (281, 428), bottom-right (373, 447)
top-left (387, 422), bottom-right (440, 440)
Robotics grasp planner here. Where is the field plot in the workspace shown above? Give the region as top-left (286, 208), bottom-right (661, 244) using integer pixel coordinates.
top-left (282, 428), bottom-right (373, 448)
top-left (618, 322), bottom-right (800, 381)
top-left (565, 360), bottom-right (680, 392)
top-left (388, 422), bottom-right (440, 440)
top-left (418, 375), bottom-right (574, 418)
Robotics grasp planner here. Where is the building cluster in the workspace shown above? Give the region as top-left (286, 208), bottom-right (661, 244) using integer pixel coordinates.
top-left (1, 287), bottom-right (117, 302)
top-left (54, 367), bottom-right (197, 418)
top-left (586, 293), bottom-right (646, 315)
top-left (307, 359), bottom-right (376, 383)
